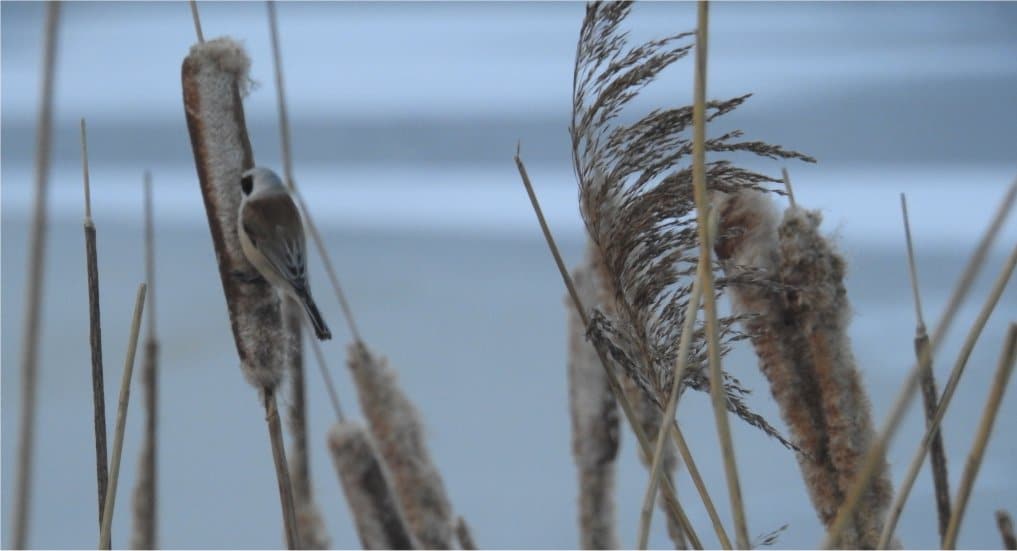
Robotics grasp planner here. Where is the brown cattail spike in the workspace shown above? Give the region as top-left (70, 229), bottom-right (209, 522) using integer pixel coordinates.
top-left (347, 342), bottom-right (454, 549)
top-left (328, 421), bottom-right (418, 550)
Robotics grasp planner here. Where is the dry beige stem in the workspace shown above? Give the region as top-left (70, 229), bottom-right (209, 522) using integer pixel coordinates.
top-left (347, 341), bottom-right (454, 549)
top-left (568, 257), bottom-right (620, 549)
top-left (328, 421), bottom-right (417, 550)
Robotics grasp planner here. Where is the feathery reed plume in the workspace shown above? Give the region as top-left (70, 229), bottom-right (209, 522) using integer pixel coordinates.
top-left (714, 187), bottom-right (896, 548)
top-left (455, 517), bottom-right (477, 550)
top-left (80, 117), bottom-right (110, 528)
top-left (570, 1), bottom-right (810, 448)
top-left (899, 193), bottom-right (951, 542)
top-left (516, 148), bottom-right (702, 549)
top-left (328, 421), bottom-right (418, 550)
top-left (568, 253), bottom-right (620, 550)
top-left (100, 284), bottom-right (147, 550)
top-left (182, 36), bottom-right (300, 548)
top-left (942, 324), bottom-right (1017, 549)
top-left (11, 4), bottom-right (60, 548)
top-left (998, 510), bottom-right (1017, 550)
top-left (825, 240), bottom-right (1017, 549)
top-left (131, 172), bottom-right (159, 550)
top-left (347, 341), bottom-right (454, 549)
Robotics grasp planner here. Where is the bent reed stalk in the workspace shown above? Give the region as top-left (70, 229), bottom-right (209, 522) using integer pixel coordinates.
top-left (100, 284), bottom-right (147, 550)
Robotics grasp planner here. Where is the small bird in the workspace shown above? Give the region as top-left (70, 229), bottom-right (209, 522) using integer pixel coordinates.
top-left (237, 166), bottom-right (332, 340)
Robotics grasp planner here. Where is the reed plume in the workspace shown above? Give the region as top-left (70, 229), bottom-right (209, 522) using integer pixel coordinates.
top-left (328, 421), bottom-right (418, 549)
top-left (570, 1), bottom-right (810, 451)
top-left (713, 189), bottom-right (893, 548)
top-left (347, 341), bottom-right (455, 549)
top-left (568, 252), bottom-right (620, 549)
top-left (998, 510), bottom-right (1017, 550)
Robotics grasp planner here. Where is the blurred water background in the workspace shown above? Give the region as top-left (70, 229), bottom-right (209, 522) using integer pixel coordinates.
top-left (2, 1), bottom-right (1016, 548)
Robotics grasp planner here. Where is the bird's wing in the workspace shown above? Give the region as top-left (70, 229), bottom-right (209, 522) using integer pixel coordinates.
top-left (241, 195), bottom-right (308, 292)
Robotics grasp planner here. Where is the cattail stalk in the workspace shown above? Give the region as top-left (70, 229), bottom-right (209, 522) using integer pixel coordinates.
top-left (827, 241), bottom-right (1017, 549)
top-left (943, 324), bottom-right (1016, 548)
top-left (100, 284), bottom-right (147, 550)
top-left (182, 36), bottom-right (299, 548)
top-left (131, 172), bottom-right (159, 549)
top-left (81, 117), bottom-right (110, 528)
top-left (346, 342), bottom-right (455, 549)
top-left (515, 148), bottom-right (703, 549)
top-left (328, 421), bottom-right (417, 549)
top-left (690, 2), bottom-right (750, 547)
top-left (899, 194), bottom-right (951, 542)
top-left (568, 258), bottom-right (620, 550)
top-left (997, 510), bottom-right (1017, 550)
top-left (11, 4), bottom-right (60, 548)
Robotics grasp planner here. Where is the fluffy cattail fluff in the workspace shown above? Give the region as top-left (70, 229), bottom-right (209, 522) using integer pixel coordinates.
top-left (713, 189), bottom-right (893, 548)
top-left (328, 421), bottom-right (417, 550)
top-left (778, 206), bottom-right (893, 548)
top-left (182, 37), bottom-right (288, 389)
top-left (568, 257), bottom-right (620, 549)
top-left (347, 342), bottom-right (454, 549)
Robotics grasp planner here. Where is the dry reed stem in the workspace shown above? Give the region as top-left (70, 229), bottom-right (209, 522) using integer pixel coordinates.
top-left (568, 257), bottom-right (620, 550)
top-left (189, 0), bottom-right (204, 43)
top-left (998, 510), bottom-right (1017, 550)
top-left (328, 421), bottom-right (418, 549)
top-left (781, 167), bottom-right (796, 209)
top-left (347, 342), bottom-right (455, 549)
top-left (81, 117), bottom-right (110, 528)
top-left (515, 148), bottom-right (703, 549)
top-left (11, 4), bottom-right (60, 547)
top-left (638, 263), bottom-right (704, 550)
top-left (308, 328), bottom-right (345, 421)
top-left (942, 324), bottom-right (1016, 548)
top-left (265, 389), bottom-right (301, 549)
top-left (100, 284), bottom-right (147, 550)
top-left (264, 13), bottom-right (338, 544)
top-left (900, 194), bottom-right (951, 542)
top-left (456, 517), bottom-right (477, 550)
top-left (131, 172), bottom-right (159, 550)
top-left (828, 241), bottom-right (1017, 549)
top-left (878, 241), bottom-right (1017, 548)
top-left (691, 3), bottom-right (750, 547)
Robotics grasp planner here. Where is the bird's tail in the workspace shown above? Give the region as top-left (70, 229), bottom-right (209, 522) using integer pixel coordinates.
top-left (299, 292), bottom-right (332, 340)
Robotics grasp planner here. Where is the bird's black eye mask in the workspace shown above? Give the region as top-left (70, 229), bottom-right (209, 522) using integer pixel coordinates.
top-left (241, 174), bottom-right (253, 195)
